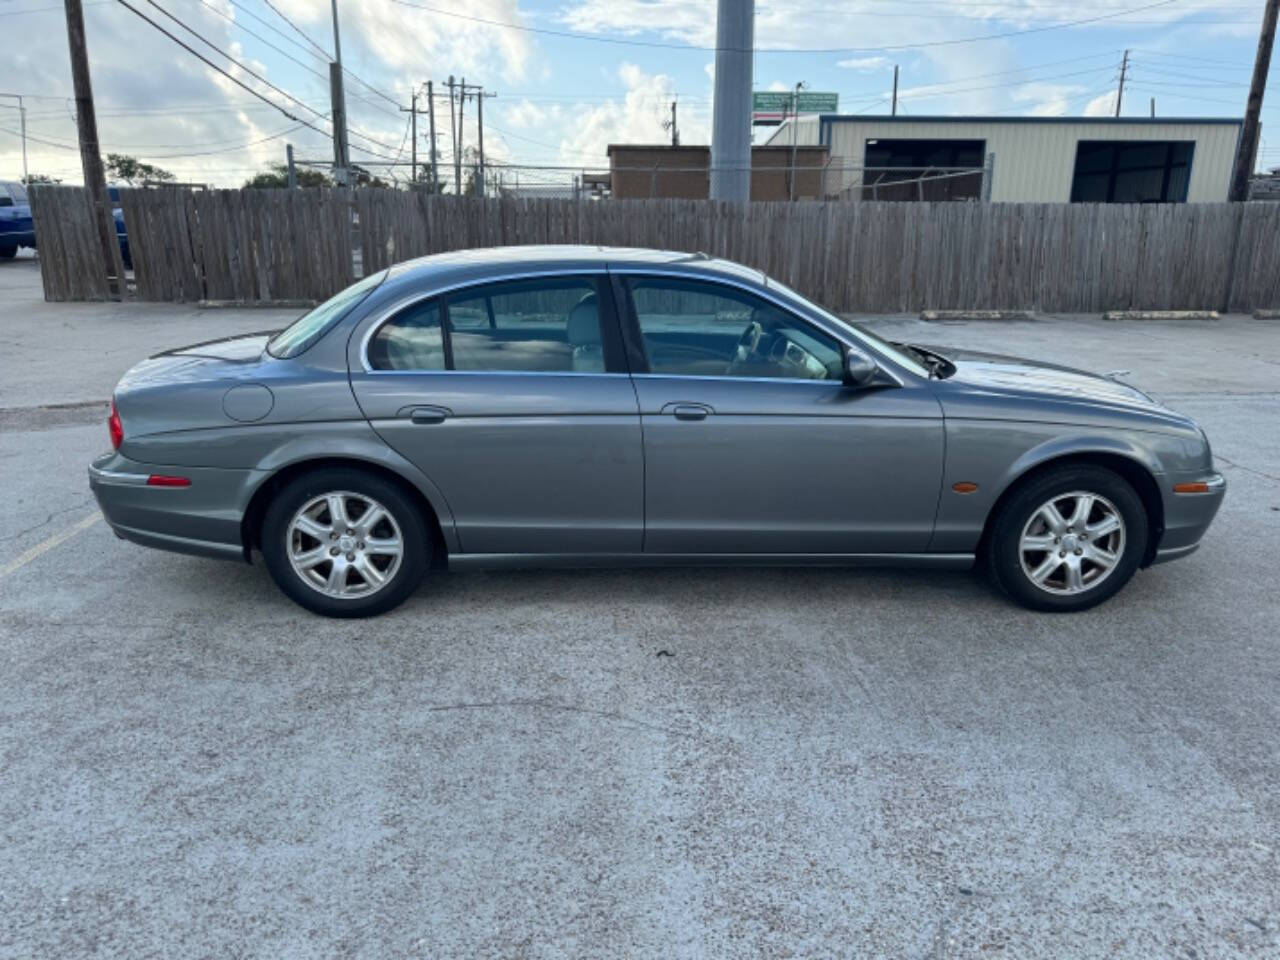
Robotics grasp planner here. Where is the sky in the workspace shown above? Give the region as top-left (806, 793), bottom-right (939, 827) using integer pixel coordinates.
top-left (0, 0), bottom-right (1275, 188)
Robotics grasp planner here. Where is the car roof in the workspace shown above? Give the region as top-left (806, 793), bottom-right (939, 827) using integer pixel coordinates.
top-left (385, 245), bottom-right (766, 287)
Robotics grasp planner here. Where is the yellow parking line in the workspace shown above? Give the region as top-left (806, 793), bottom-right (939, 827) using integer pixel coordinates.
top-left (0, 513), bottom-right (102, 578)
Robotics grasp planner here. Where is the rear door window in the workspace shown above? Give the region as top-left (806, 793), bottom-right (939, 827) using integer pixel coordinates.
top-left (369, 275), bottom-right (614, 373)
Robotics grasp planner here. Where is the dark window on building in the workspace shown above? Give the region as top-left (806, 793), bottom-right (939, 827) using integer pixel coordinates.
top-left (862, 138), bottom-right (986, 201)
top-left (1070, 140), bottom-right (1194, 203)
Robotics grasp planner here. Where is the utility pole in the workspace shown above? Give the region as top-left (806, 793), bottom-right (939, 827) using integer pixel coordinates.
top-left (790, 81), bottom-right (805, 201)
top-left (447, 76), bottom-right (459, 194)
top-left (286, 142), bottom-right (297, 188)
top-left (665, 98), bottom-right (679, 146)
top-left (457, 75), bottom-right (466, 195)
top-left (891, 64), bottom-right (899, 116)
top-left (426, 79), bottom-right (438, 190)
top-left (329, 0), bottom-right (349, 185)
top-left (476, 89), bottom-right (485, 197)
top-left (709, 0), bottom-right (754, 203)
top-left (0, 94), bottom-right (27, 182)
top-left (1150, 97), bottom-right (1155, 118)
top-left (1114, 49), bottom-right (1129, 118)
top-left (1229, 0), bottom-right (1279, 201)
top-left (401, 88), bottom-right (418, 187)
top-left (62, 0), bottom-right (124, 296)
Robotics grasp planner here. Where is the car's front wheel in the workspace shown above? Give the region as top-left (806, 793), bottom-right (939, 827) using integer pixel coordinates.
top-left (987, 464), bottom-right (1148, 612)
top-left (260, 468), bottom-right (429, 617)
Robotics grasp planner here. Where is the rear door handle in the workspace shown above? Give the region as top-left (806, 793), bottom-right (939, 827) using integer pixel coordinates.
top-left (407, 405), bottom-right (450, 425)
top-left (668, 403), bottom-right (712, 421)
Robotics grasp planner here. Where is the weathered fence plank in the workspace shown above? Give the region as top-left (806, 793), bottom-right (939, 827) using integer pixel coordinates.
top-left (30, 188), bottom-right (1280, 311)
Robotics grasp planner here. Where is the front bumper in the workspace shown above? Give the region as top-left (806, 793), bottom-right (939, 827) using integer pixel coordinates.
top-left (89, 451), bottom-right (261, 562)
top-left (1150, 471), bottom-right (1226, 565)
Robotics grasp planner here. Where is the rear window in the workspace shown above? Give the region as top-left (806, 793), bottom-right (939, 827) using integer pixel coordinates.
top-left (266, 270), bottom-right (387, 359)
top-left (7, 182), bottom-right (28, 202)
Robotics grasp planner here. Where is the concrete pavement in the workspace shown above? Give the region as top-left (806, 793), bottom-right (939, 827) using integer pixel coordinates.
top-left (1, 253), bottom-right (1277, 958)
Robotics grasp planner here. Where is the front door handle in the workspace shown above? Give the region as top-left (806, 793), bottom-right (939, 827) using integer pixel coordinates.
top-left (407, 405), bottom-right (450, 425)
top-left (670, 403), bottom-right (711, 421)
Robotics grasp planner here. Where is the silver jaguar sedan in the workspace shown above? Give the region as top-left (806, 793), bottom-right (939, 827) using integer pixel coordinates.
top-left (89, 246), bottom-right (1224, 617)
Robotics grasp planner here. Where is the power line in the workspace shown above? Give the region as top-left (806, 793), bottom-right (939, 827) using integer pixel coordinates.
top-left (260, 0), bottom-right (331, 60)
top-left (387, 0), bottom-right (1185, 54)
top-left (197, 0), bottom-right (403, 114)
top-left (138, 0), bottom-right (332, 124)
top-left (112, 0), bottom-right (336, 140)
top-left (115, 0), bottom-right (407, 159)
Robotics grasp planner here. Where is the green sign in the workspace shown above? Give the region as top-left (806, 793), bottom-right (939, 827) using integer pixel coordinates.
top-left (752, 91), bottom-right (838, 123)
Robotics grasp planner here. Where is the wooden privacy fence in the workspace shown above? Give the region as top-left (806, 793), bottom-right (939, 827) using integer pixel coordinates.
top-left (29, 186), bottom-right (1280, 312)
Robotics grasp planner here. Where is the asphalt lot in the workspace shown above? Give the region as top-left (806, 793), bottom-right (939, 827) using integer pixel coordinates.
top-left (2, 251), bottom-right (1278, 958)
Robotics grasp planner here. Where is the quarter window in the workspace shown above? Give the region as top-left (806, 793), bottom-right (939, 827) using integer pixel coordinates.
top-left (627, 278), bottom-right (844, 380)
top-left (367, 298), bottom-right (445, 371)
top-left (368, 276), bottom-right (609, 373)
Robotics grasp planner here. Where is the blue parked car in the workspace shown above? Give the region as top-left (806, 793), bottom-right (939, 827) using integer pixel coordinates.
top-left (0, 180), bottom-right (130, 267)
top-left (0, 180), bottom-right (35, 258)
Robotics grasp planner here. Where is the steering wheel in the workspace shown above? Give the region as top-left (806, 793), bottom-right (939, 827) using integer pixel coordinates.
top-left (730, 320), bottom-right (765, 372)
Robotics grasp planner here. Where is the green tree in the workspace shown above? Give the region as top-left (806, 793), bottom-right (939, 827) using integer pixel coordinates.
top-left (104, 153), bottom-right (176, 186)
top-left (350, 165), bottom-right (391, 189)
top-left (22, 173), bottom-right (61, 185)
top-left (242, 164), bottom-right (332, 188)
top-left (409, 165), bottom-right (445, 194)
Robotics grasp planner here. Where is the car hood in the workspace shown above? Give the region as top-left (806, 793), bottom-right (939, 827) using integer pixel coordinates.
top-left (921, 344), bottom-right (1168, 413)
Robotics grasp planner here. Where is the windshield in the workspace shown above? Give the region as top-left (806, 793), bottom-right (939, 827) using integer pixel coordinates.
top-left (267, 270), bottom-right (387, 359)
top-left (765, 277), bottom-right (931, 379)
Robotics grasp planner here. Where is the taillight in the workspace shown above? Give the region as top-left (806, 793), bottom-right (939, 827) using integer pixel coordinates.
top-left (108, 400), bottom-right (123, 450)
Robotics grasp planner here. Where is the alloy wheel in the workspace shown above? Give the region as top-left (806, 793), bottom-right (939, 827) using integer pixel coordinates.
top-left (287, 491), bottom-right (404, 599)
top-left (1018, 490), bottom-right (1126, 596)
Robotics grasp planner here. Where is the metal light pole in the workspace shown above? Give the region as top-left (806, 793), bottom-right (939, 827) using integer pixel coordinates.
top-left (709, 0), bottom-right (754, 202)
top-left (0, 94), bottom-right (27, 182)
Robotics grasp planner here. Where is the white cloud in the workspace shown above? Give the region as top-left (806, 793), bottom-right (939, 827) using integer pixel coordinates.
top-left (557, 63), bottom-right (686, 162)
top-left (0, 0), bottom-right (531, 186)
top-left (837, 56), bottom-right (892, 72)
top-left (1084, 91), bottom-right (1118, 117)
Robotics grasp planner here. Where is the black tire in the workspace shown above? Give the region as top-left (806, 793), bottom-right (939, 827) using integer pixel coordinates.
top-left (0, 244), bottom-right (16, 259)
top-left (986, 464), bottom-right (1149, 613)
top-left (260, 467), bottom-right (430, 617)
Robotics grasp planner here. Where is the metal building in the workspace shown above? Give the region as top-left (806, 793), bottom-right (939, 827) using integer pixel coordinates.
top-left (766, 115), bottom-right (1244, 203)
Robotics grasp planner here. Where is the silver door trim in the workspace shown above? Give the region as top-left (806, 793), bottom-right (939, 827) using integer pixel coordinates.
top-left (448, 551), bottom-right (976, 571)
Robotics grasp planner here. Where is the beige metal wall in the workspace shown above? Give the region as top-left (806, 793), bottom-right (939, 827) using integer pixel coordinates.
top-left (772, 118), bottom-right (1241, 202)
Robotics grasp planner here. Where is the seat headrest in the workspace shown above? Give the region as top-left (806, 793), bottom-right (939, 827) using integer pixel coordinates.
top-left (566, 294), bottom-right (600, 346)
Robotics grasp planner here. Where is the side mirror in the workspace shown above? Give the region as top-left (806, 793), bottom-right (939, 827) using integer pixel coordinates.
top-left (843, 348), bottom-right (879, 387)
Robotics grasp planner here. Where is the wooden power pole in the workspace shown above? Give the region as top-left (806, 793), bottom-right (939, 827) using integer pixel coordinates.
top-left (63, 0), bottom-right (125, 297)
top-left (1229, 0), bottom-right (1279, 201)
top-left (401, 89), bottom-right (418, 186)
top-left (426, 80), bottom-right (438, 190)
top-left (1114, 49), bottom-right (1129, 117)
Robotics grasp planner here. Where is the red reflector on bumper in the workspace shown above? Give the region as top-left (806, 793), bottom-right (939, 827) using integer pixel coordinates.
top-left (146, 474), bottom-right (191, 487)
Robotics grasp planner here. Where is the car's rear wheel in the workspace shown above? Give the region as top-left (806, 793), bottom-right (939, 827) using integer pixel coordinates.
top-left (0, 244), bottom-right (16, 259)
top-left (261, 468), bottom-right (429, 617)
top-left (986, 464), bottom-right (1148, 612)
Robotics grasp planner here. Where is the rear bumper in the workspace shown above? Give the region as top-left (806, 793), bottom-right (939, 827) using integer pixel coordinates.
top-left (0, 230), bottom-right (36, 249)
top-left (89, 451), bottom-right (260, 562)
top-left (1150, 471), bottom-right (1225, 565)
